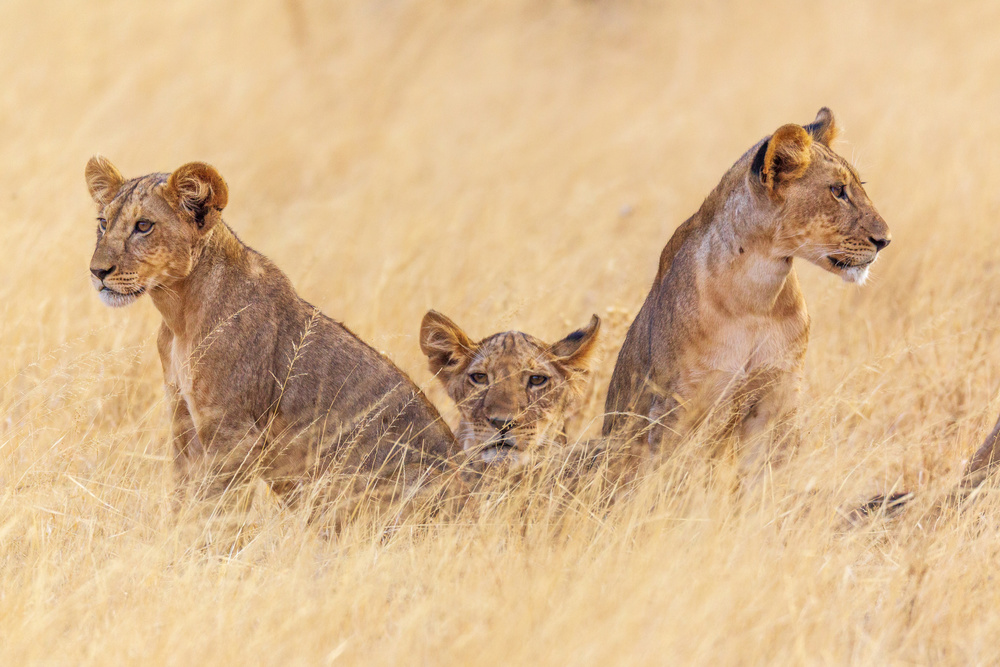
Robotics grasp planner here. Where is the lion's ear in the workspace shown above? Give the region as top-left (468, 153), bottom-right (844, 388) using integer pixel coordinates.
top-left (420, 311), bottom-right (476, 378)
top-left (166, 162), bottom-right (228, 231)
top-left (550, 315), bottom-right (601, 374)
top-left (85, 156), bottom-right (124, 207)
top-left (753, 124), bottom-right (813, 195)
top-left (803, 107), bottom-right (838, 147)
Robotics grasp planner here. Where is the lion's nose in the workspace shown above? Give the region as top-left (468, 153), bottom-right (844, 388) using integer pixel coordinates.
top-left (489, 417), bottom-right (516, 433)
top-left (90, 265), bottom-right (116, 281)
top-left (870, 236), bottom-right (891, 252)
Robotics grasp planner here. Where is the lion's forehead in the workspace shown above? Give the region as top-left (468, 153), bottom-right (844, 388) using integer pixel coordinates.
top-left (472, 332), bottom-right (553, 375)
top-left (813, 145), bottom-right (862, 183)
top-left (102, 174), bottom-right (170, 227)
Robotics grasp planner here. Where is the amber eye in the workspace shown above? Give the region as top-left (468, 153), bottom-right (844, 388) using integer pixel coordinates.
top-left (830, 184), bottom-right (848, 201)
top-left (135, 220), bottom-right (154, 234)
top-left (527, 374), bottom-right (549, 387)
top-left (97, 218), bottom-right (107, 233)
top-left (469, 372), bottom-right (488, 385)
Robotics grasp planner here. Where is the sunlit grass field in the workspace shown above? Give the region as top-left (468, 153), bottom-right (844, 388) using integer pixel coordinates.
top-left (4, 1), bottom-right (1000, 663)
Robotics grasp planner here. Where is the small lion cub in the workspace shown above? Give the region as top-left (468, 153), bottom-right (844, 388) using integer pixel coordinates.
top-left (420, 311), bottom-right (600, 466)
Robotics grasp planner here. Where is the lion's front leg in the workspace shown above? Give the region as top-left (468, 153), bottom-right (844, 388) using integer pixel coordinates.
top-left (655, 369), bottom-right (733, 459)
top-left (647, 393), bottom-right (682, 457)
top-left (735, 369), bottom-right (801, 485)
top-left (186, 413), bottom-right (270, 500)
top-left (162, 393), bottom-right (263, 548)
top-left (170, 414), bottom-right (268, 544)
top-left (165, 384), bottom-right (204, 509)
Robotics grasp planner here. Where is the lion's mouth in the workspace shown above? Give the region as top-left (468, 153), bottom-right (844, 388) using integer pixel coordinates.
top-left (827, 255), bottom-right (872, 270)
top-left (481, 438), bottom-right (519, 463)
top-left (98, 286), bottom-right (146, 308)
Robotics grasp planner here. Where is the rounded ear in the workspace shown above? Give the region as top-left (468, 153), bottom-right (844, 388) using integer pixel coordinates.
top-left (166, 162), bottom-right (228, 231)
top-left (85, 155), bottom-right (124, 206)
top-left (803, 107), bottom-right (839, 147)
top-left (754, 124), bottom-right (813, 195)
top-left (549, 315), bottom-right (601, 373)
top-left (420, 310), bottom-right (476, 377)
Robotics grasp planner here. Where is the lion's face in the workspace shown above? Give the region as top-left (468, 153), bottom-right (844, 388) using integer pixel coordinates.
top-left (778, 148), bottom-right (890, 285)
top-left (420, 312), bottom-right (600, 466)
top-left (450, 333), bottom-right (580, 464)
top-left (753, 110), bottom-right (890, 285)
top-left (84, 157), bottom-right (228, 307)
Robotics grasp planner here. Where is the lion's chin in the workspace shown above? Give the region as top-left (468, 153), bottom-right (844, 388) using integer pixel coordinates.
top-left (466, 436), bottom-right (531, 468)
top-left (824, 256), bottom-right (873, 286)
top-left (839, 264), bottom-right (871, 285)
top-left (98, 287), bottom-right (145, 308)
top-left (480, 439), bottom-right (518, 464)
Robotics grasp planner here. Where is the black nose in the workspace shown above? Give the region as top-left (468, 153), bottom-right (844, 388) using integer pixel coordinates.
top-left (90, 265), bottom-right (115, 281)
top-left (870, 237), bottom-right (891, 252)
top-left (489, 418), bottom-right (515, 433)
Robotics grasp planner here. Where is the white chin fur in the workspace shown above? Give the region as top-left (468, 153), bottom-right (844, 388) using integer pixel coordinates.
top-left (476, 442), bottom-right (529, 467)
top-left (840, 264), bottom-right (871, 285)
top-left (98, 288), bottom-right (143, 308)
top-left (481, 446), bottom-right (516, 464)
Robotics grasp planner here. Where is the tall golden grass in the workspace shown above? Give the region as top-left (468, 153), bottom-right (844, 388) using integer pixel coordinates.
top-left (4, 0), bottom-right (1000, 663)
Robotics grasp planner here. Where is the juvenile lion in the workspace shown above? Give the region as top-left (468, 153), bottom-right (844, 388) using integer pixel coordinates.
top-left (855, 409), bottom-right (1000, 520)
top-left (603, 108), bottom-right (890, 477)
top-left (85, 157), bottom-right (457, 512)
top-left (420, 311), bottom-right (600, 466)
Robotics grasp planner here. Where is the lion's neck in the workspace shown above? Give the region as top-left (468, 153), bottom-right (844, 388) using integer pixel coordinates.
top-left (150, 222), bottom-right (247, 335)
top-left (699, 185), bottom-right (797, 316)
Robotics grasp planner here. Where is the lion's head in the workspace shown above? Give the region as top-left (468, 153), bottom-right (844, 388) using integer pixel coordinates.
top-left (84, 156), bottom-right (228, 307)
top-left (420, 311), bottom-right (600, 465)
top-left (750, 108), bottom-right (891, 284)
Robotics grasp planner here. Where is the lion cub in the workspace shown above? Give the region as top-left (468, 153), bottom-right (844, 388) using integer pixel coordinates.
top-left (604, 108), bottom-right (891, 478)
top-left (84, 157), bottom-right (456, 511)
top-left (420, 311), bottom-right (600, 466)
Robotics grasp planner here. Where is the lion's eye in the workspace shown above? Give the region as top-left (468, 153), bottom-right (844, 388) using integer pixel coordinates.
top-left (527, 374), bottom-right (549, 387)
top-left (135, 220), bottom-right (154, 234)
top-left (830, 184), bottom-right (848, 201)
top-left (469, 372), bottom-right (488, 385)
top-left (97, 218), bottom-right (107, 233)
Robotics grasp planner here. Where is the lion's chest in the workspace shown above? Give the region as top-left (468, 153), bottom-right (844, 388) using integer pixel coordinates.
top-left (695, 313), bottom-right (807, 379)
top-left (164, 337), bottom-right (198, 416)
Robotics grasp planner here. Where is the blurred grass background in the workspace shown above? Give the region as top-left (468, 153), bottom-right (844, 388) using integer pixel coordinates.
top-left (3, 0), bottom-right (1000, 664)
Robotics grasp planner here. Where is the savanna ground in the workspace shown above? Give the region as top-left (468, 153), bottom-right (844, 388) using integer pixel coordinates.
top-left (3, 1), bottom-right (1000, 664)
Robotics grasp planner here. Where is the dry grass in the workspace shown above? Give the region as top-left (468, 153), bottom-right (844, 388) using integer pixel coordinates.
top-left (3, 1), bottom-right (1000, 663)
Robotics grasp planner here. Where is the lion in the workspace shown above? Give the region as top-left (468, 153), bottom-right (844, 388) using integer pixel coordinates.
top-left (84, 156), bottom-right (458, 516)
top-left (853, 409), bottom-right (1000, 521)
top-left (959, 412), bottom-right (1000, 491)
top-left (419, 310), bottom-right (601, 467)
top-left (602, 108), bottom-right (891, 478)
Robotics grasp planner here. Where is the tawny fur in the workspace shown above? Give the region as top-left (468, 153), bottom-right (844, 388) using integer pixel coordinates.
top-left (420, 311), bottom-right (600, 467)
top-left (85, 157), bottom-right (457, 509)
top-left (603, 108), bottom-right (890, 478)
top-left (856, 409), bottom-right (1000, 521)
